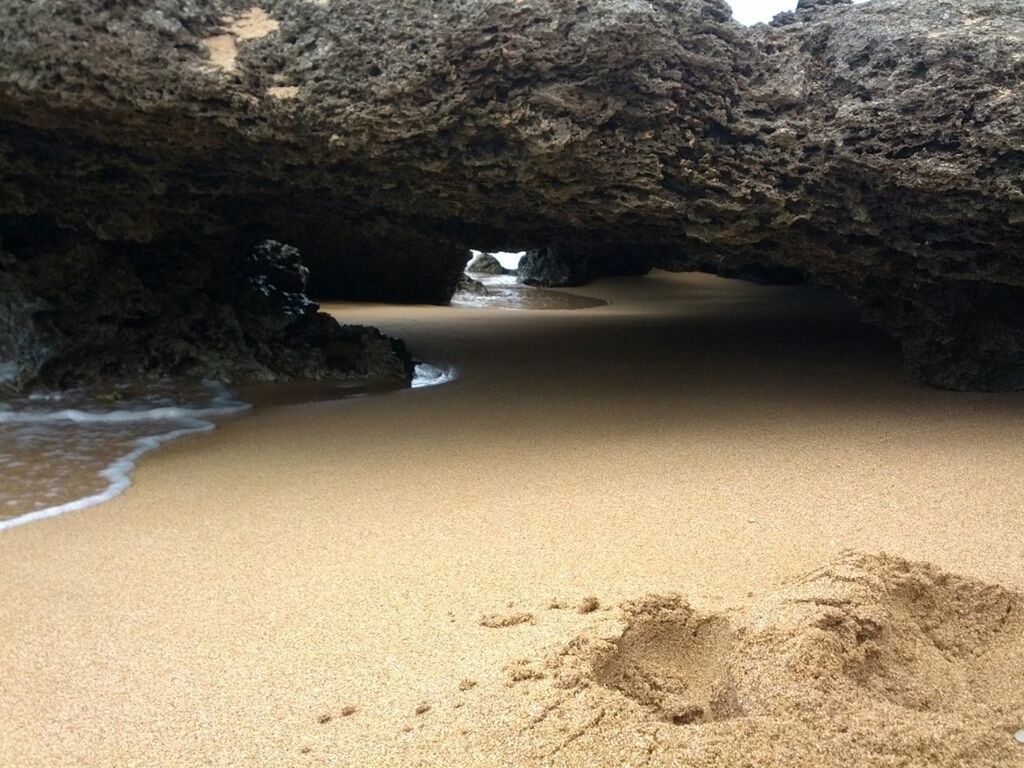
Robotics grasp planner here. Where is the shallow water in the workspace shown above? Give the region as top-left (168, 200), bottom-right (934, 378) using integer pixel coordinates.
top-left (0, 364), bottom-right (452, 529)
top-left (452, 274), bottom-right (607, 310)
top-left (0, 380), bottom-right (250, 529)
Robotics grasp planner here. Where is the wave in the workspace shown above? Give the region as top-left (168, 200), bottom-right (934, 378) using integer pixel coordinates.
top-left (0, 364), bottom-right (457, 531)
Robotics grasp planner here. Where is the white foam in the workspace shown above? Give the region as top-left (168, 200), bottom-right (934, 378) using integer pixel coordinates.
top-left (1, 367), bottom-right (453, 532)
top-left (0, 382), bottom-right (249, 532)
top-left (0, 418), bottom-right (216, 531)
top-left (0, 402), bottom-right (246, 425)
top-left (412, 362), bottom-right (458, 389)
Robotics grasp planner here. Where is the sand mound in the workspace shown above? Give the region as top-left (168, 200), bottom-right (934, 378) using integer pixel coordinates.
top-left (485, 553), bottom-right (1024, 767)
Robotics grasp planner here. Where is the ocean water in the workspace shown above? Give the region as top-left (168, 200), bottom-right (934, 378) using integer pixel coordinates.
top-left (452, 274), bottom-right (607, 310)
top-left (468, 250), bottom-right (524, 271)
top-left (0, 380), bottom-right (250, 530)
top-left (411, 362), bottom-right (457, 389)
top-left (0, 364), bottom-right (453, 530)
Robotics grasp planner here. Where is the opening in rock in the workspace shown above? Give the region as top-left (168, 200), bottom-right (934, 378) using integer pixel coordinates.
top-left (467, 250), bottom-right (524, 274)
top-left (455, 248), bottom-right (607, 310)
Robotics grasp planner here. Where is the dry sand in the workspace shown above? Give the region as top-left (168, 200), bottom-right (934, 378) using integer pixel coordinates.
top-left (2, 271), bottom-right (1024, 767)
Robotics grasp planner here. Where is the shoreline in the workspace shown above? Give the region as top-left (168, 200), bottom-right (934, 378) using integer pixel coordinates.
top-left (0, 364), bottom-right (456, 532)
top-left (2, 272), bottom-right (1023, 766)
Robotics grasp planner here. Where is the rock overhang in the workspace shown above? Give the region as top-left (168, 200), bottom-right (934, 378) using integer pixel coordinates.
top-left (0, 0), bottom-right (1022, 389)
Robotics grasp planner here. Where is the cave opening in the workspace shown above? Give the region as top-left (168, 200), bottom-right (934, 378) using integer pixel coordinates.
top-left (467, 250), bottom-right (525, 274)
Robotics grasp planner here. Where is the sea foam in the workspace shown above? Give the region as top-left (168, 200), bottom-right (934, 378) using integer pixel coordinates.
top-left (0, 381), bottom-right (250, 531)
top-left (0, 364), bottom-right (455, 531)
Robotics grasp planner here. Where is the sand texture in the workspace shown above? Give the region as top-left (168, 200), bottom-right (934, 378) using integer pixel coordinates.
top-left (2, 273), bottom-right (1024, 766)
top-left (442, 551), bottom-right (1024, 767)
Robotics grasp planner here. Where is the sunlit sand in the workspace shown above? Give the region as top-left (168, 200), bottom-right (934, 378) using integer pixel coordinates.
top-left (2, 272), bottom-right (1023, 766)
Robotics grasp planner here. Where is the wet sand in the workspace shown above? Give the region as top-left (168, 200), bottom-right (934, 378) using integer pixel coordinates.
top-left (2, 271), bottom-right (1024, 766)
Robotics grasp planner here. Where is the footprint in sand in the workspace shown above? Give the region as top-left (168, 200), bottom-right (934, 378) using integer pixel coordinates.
top-left (521, 552), bottom-right (1024, 766)
top-left (592, 598), bottom-right (736, 725)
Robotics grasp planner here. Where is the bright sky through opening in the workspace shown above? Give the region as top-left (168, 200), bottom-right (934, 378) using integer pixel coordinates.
top-left (728, 0), bottom-right (795, 25)
top-left (727, 1), bottom-right (868, 25)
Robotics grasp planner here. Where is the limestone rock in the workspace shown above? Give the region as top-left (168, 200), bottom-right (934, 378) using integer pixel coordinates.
top-left (1, 0), bottom-right (1022, 389)
top-left (0, 233), bottom-right (411, 390)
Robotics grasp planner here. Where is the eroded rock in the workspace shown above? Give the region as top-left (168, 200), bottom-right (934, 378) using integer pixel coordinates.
top-left (0, 0), bottom-right (1021, 389)
top-left (0, 232), bottom-right (411, 390)
top-left (519, 241), bottom-right (653, 288)
top-left (466, 252), bottom-right (510, 277)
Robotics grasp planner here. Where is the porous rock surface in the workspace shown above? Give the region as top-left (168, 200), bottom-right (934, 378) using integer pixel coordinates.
top-left (1, 0), bottom-right (1022, 389)
top-left (0, 235), bottom-right (411, 389)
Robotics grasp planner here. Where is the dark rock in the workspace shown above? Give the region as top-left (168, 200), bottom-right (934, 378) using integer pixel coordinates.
top-left (1, 0), bottom-right (1022, 390)
top-left (519, 242), bottom-right (653, 288)
top-left (865, 282), bottom-right (1024, 393)
top-left (0, 231), bottom-right (411, 391)
top-left (466, 252), bottom-right (509, 277)
top-left (518, 246), bottom-right (584, 288)
top-left (0, 246), bottom-right (47, 391)
top-left (236, 240), bottom-right (316, 319)
top-left (455, 274), bottom-right (490, 298)
top-left (747, 1), bottom-right (1024, 390)
top-left (797, 0), bottom-right (852, 10)
top-left (297, 226), bottom-right (467, 305)
top-left (227, 240), bottom-right (412, 385)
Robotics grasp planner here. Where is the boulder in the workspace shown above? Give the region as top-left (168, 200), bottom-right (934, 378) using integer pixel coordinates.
top-left (466, 252), bottom-right (509, 277)
top-left (1, 0), bottom-right (1022, 389)
top-left (519, 242), bottom-right (653, 288)
top-left (455, 273), bottom-right (491, 297)
top-left (518, 246), bottom-right (584, 288)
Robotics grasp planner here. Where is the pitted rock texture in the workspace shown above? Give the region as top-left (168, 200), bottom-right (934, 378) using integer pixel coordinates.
top-left (0, 233), bottom-right (411, 390)
top-left (1, 0), bottom-right (1022, 389)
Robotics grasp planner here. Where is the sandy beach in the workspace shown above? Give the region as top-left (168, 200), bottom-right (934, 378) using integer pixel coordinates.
top-left (2, 271), bottom-right (1023, 766)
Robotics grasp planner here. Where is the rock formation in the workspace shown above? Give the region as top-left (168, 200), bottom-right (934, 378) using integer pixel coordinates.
top-left (455, 273), bottom-right (490, 298)
top-left (1, 0), bottom-right (1022, 389)
top-left (518, 242), bottom-right (653, 288)
top-left (0, 234), bottom-right (412, 390)
top-left (466, 252), bottom-right (510, 277)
